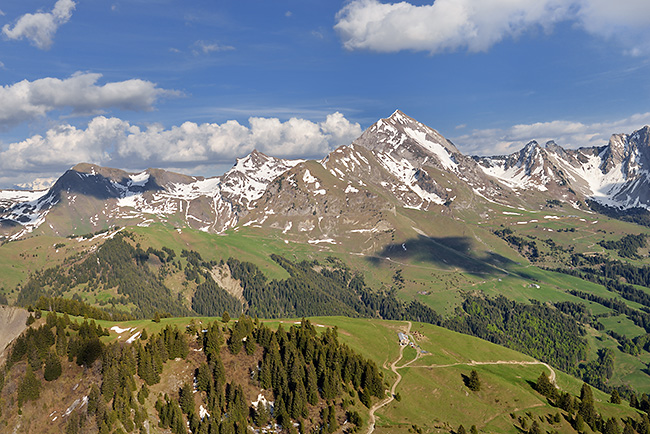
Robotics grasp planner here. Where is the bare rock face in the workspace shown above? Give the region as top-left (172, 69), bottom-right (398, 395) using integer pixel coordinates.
top-left (0, 306), bottom-right (29, 362)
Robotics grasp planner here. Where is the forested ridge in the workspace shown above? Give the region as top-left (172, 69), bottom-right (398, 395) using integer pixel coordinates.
top-left (0, 314), bottom-right (382, 434)
top-left (17, 233), bottom-right (190, 318)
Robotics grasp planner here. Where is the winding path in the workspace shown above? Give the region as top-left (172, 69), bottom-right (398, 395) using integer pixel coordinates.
top-left (365, 322), bottom-right (557, 434)
top-left (366, 321), bottom-right (412, 434)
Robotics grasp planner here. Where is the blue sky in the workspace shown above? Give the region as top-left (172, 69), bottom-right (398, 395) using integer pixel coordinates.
top-left (1, 0), bottom-right (650, 188)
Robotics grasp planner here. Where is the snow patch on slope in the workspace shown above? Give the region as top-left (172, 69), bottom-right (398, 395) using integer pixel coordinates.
top-left (375, 153), bottom-right (445, 207)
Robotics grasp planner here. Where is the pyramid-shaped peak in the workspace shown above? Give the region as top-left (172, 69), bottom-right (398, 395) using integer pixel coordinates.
top-left (352, 112), bottom-right (460, 170)
top-left (386, 109), bottom-right (417, 125)
top-left (233, 149), bottom-right (273, 169)
top-left (248, 149), bottom-right (269, 158)
top-left (522, 140), bottom-right (540, 150)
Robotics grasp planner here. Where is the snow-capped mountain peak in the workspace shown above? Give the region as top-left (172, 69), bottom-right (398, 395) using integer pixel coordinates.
top-left (354, 110), bottom-right (459, 170)
top-left (2, 113), bottom-right (650, 242)
top-left (220, 150), bottom-right (303, 209)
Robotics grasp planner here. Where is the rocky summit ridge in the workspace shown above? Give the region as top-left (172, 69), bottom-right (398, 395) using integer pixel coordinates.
top-left (1, 111), bottom-right (650, 241)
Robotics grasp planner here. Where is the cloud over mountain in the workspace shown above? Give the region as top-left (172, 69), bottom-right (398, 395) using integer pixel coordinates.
top-left (452, 112), bottom-right (650, 155)
top-left (0, 72), bottom-right (177, 129)
top-left (0, 112), bottom-right (361, 184)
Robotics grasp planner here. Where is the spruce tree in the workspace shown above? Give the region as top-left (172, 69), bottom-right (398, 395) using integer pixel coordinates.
top-left (306, 364), bottom-right (319, 405)
top-left (574, 414), bottom-right (585, 433)
top-left (578, 383), bottom-right (596, 428)
top-left (610, 389), bottom-right (622, 404)
top-left (43, 351), bottom-right (62, 381)
top-left (640, 414), bottom-right (650, 434)
top-left (56, 325), bottom-right (68, 356)
top-left (18, 365), bottom-right (41, 406)
top-left (179, 382), bottom-right (194, 415)
top-left (535, 371), bottom-right (555, 398)
top-left (87, 384), bottom-right (101, 415)
top-left (529, 420), bottom-right (542, 434)
top-left (137, 384), bottom-right (149, 405)
top-left (327, 404), bottom-right (339, 433)
top-left (604, 417), bottom-right (620, 434)
top-left (254, 403), bottom-right (271, 427)
top-left (467, 370), bottom-right (481, 392)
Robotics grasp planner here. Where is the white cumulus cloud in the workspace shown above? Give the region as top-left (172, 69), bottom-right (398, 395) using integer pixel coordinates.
top-left (451, 112), bottom-right (650, 156)
top-left (335, 0), bottom-right (650, 55)
top-left (0, 72), bottom-right (178, 129)
top-left (2, 0), bottom-right (76, 50)
top-left (0, 113), bottom-right (362, 184)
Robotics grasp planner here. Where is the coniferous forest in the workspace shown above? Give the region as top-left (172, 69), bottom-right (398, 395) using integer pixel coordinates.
top-left (0, 313), bottom-right (382, 434)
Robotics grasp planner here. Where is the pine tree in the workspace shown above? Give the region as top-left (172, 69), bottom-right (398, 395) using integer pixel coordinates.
top-left (18, 365), bottom-right (41, 406)
top-left (574, 414), bottom-right (585, 433)
top-left (529, 420), bottom-right (542, 434)
top-left (179, 382), bottom-right (194, 415)
top-left (467, 370), bottom-right (481, 392)
top-left (457, 425), bottom-right (467, 434)
top-left (578, 383), bottom-right (596, 428)
top-left (56, 325), bottom-right (68, 356)
top-left (43, 351), bottom-right (62, 381)
top-left (535, 371), bottom-right (555, 398)
top-left (603, 417), bottom-right (620, 434)
top-left (610, 389), bottom-right (622, 404)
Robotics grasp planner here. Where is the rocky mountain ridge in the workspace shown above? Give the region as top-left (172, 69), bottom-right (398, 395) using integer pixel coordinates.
top-left (1, 111), bottom-right (649, 241)
top-left (475, 125), bottom-right (650, 208)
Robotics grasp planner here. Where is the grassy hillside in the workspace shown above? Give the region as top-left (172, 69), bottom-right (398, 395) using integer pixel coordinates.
top-left (2, 314), bottom-right (643, 434)
top-left (5, 197), bottom-right (650, 399)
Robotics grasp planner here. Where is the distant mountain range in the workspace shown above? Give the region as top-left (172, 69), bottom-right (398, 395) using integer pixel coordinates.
top-left (1, 110), bottom-right (649, 241)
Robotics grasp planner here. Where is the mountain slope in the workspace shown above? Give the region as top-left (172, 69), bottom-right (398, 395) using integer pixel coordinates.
top-left (2, 112), bottom-right (650, 244)
top-left (476, 126), bottom-right (650, 210)
top-left (0, 152), bottom-right (301, 240)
